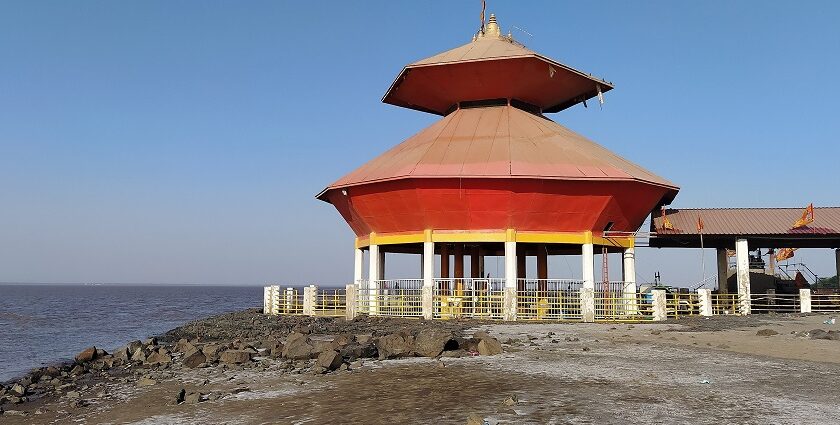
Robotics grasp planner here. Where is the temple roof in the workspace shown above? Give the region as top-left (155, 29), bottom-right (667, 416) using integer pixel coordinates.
top-left (382, 14), bottom-right (613, 115)
top-left (318, 105), bottom-right (677, 201)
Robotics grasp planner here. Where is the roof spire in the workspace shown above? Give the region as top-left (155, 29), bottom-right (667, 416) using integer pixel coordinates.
top-left (474, 12), bottom-right (502, 41)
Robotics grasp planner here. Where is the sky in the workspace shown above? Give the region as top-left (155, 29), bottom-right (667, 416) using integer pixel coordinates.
top-left (0, 1), bottom-right (838, 286)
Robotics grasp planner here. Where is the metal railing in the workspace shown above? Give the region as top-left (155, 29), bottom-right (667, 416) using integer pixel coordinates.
top-left (595, 292), bottom-right (649, 321)
top-left (357, 279), bottom-right (424, 317)
top-left (749, 293), bottom-right (800, 313)
top-left (435, 278), bottom-right (504, 319)
top-left (711, 293), bottom-right (740, 315)
top-left (278, 288), bottom-right (304, 315)
top-left (312, 288), bottom-right (347, 317)
top-left (812, 293), bottom-right (840, 312)
top-left (517, 288), bottom-right (581, 321)
top-left (664, 293), bottom-right (701, 319)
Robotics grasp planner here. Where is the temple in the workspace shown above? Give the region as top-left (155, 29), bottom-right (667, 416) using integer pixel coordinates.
top-left (315, 14), bottom-right (679, 321)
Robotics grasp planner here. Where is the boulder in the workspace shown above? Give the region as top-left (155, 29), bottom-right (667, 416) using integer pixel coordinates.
top-left (130, 348), bottom-right (148, 363)
top-left (377, 334), bottom-right (413, 360)
top-left (9, 384), bottom-right (26, 397)
top-left (202, 344), bottom-right (224, 359)
top-left (144, 337), bottom-right (158, 347)
top-left (282, 334), bottom-right (315, 360)
top-left (219, 350), bottom-right (253, 364)
top-left (339, 342), bottom-right (377, 361)
top-left (146, 351), bottom-right (173, 365)
top-left (316, 350), bottom-right (344, 371)
top-left (75, 347), bottom-right (98, 364)
top-left (113, 347), bottom-right (131, 362)
top-left (262, 339), bottom-right (284, 358)
top-left (331, 333), bottom-right (356, 349)
top-left (95, 348), bottom-right (109, 358)
top-left (312, 340), bottom-right (334, 355)
top-left (756, 329), bottom-right (779, 337)
top-left (126, 340), bottom-right (143, 354)
top-left (183, 350), bottom-right (207, 368)
top-left (413, 328), bottom-right (455, 358)
top-left (477, 338), bottom-right (503, 356)
top-left (175, 339), bottom-right (198, 355)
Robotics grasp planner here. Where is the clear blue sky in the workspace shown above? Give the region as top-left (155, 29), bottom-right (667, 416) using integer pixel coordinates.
top-left (1, 1), bottom-right (838, 286)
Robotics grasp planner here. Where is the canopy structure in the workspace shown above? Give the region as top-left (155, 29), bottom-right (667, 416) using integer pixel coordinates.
top-left (650, 207), bottom-right (840, 249)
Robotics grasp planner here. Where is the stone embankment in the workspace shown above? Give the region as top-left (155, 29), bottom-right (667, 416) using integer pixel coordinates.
top-left (0, 309), bottom-right (502, 415)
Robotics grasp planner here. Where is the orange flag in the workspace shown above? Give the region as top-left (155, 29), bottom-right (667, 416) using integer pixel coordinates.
top-left (696, 216), bottom-right (704, 233)
top-left (792, 203), bottom-right (814, 229)
top-left (775, 247), bottom-right (797, 262)
top-left (661, 206), bottom-right (674, 231)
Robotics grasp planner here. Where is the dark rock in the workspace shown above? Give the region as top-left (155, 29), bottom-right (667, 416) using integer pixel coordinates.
top-left (130, 348), bottom-right (148, 363)
top-left (176, 388), bottom-right (186, 404)
top-left (316, 350), bottom-right (344, 371)
top-left (95, 348), bottom-right (109, 358)
top-left (219, 350), bottom-right (253, 364)
top-left (75, 347), bottom-right (98, 363)
top-left (414, 328), bottom-right (455, 358)
top-left (331, 333), bottom-right (355, 349)
top-left (477, 337), bottom-right (503, 356)
top-left (377, 334), bottom-right (413, 359)
top-left (183, 350), bottom-right (207, 368)
top-left (126, 340), bottom-right (143, 354)
top-left (146, 351), bottom-right (173, 365)
top-left (8, 384), bottom-right (26, 397)
top-left (312, 340), bottom-right (334, 355)
top-left (473, 330), bottom-right (491, 340)
top-left (440, 350), bottom-right (466, 358)
top-left (144, 337), bottom-right (158, 347)
top-left (282, 333), bottom-right (315, 360)
top-left (113, 347), bottom-right (131, 362)
top-left (339, 342), bottom-right (377, 361)
top-left (756, 329), bottom-right (779, 337)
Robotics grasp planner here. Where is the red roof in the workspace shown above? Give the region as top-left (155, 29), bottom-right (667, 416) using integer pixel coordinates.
top-left (382, 19), bottom-right (613, 115)
top-left (319, 105), bottom-right (677, 201)
top-left (653, 207), bottom-right (840, 236)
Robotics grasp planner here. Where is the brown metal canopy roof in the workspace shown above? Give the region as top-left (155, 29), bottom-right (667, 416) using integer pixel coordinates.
top-left (649, 207), bottom-right (840, 249)
top-left (318, 104), bottom-right (677, 200)
top-left (382, 15), bottom-right (613, 115)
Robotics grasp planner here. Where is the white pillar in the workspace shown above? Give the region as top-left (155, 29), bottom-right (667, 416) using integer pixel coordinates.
top-left (354, 248), bottom-right (364, 285)
top-left (263, 286), bottom-right (273, 315)
top-left (504, 240), bottom-right (517, 321)
top-left (303, 285), bottom-right (317, 316)
top-left (422, 241), bottom-right (435, 320)
top-left (582, 243), bottom-right (595, 290)
top-left (285, 287), bottom-right (294, 313)
top-left (345, 283), bottom-right (357, 320)
top-left (369, 244), bottom-right (381, 315)
top-left (800, 288), bottom-right (812, 313)
top-left (652, 289), bottom-right (667, 321)
top-left (270, 285), bottom-right (280, 315)
top-left (622, 247), bottom-right (637, 316)
top-left (697, 288), bottom-right (713, 316)
top-left (735, 239), bottom-right (751, 315)
top-left (580, 288), bottom-right (595, 322)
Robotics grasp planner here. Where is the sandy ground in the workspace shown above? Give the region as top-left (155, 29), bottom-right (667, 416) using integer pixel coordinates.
top-left (3, 314), bottom-right (840, 424)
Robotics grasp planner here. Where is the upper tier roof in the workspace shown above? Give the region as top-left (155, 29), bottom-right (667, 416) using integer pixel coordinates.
top-left (318, 105), bottom-right (678, 202)
top-left (382, 15), bottom-right (614, 115)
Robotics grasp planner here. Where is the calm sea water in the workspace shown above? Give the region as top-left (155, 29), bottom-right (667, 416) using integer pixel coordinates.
top-left (0, 284), bottom-right (262, 383)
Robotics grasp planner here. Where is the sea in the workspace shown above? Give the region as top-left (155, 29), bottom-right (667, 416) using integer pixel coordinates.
top-left (0, 284), bottom-right (263, 383)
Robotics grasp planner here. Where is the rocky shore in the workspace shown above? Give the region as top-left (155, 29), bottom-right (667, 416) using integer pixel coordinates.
top-left (0, 309), bottom-right (503, 419)
top-left (3, 311), bottom-right (840, 423)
